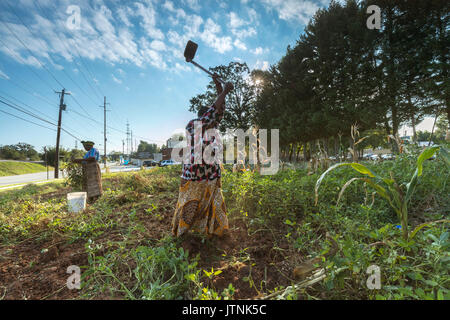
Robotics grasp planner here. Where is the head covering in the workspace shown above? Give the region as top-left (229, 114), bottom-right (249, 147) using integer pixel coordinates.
top-left (81, 140), bottom-right (95, 146)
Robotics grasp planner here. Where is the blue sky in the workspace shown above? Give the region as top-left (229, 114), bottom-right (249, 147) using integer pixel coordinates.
top-left (0, 0), bottom-right (333, 153)
top-left (0, 0), bottom-right (431, 154)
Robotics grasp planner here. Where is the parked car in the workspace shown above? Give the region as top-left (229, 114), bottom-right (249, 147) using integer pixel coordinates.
top-left (142, 160), bottom-right (157, 167)
top-left (369, 154), bottom-right (380, 161)
top-left (363, 153), bottom-right (374, 160)
top-left (159, 160), bottom-right (180, 167)
top-left (381, 153), bottom-right (395, 160)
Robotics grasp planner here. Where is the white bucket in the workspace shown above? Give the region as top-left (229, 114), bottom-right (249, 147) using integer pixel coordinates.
top-left (67, 192), bottom-right (87, 213)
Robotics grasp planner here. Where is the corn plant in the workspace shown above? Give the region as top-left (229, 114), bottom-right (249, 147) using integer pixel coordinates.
top-left (349, 123), bottom-right (369, 163)
top-left (315, 146), bottom-right (450, 240)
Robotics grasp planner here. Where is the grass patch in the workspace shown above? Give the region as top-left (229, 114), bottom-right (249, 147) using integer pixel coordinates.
top-left (0, 161), bottom-right (53, 176)
top-left (0, 156), bottom-right (448, 300)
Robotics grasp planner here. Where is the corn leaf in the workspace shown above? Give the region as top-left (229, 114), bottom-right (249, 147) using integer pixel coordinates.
top-left (417, 146), bottom-right (440, 176)
top-left (438, 146), bottom-right (450, 167)
top-left (361, 178), bottom-right (390, 201)
top-left (337, 178), bottom-right (363, 204)
top-left (349, 163), bottom-right (375, 178)
top-left (315, 163), bottom-right (376, 205)
top-left (410, 219), bottom-right (450, 239)
top-left (405, 169), bottom-right (419, 203)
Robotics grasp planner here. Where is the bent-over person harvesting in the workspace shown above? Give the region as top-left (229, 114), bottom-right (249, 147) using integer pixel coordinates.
top-left (172, 74), bottom-right (234, 238)
top-left (73, 140), bottom-right (103, 201)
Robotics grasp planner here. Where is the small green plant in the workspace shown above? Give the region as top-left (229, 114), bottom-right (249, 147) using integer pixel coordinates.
top-left (61, 161), bottom-right (83, 190)
top-left (315, 146), bottom-right (449, 240)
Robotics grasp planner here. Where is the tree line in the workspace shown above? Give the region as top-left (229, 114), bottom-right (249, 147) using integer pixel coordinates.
top-left (0, 143), bottom-right (84, 167)
top-left (190, 0), bottom-right (449, 162)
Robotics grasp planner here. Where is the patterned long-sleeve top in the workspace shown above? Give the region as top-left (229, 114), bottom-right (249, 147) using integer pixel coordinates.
top-left (181, 103), bottom-right (224, 181)
top-left (83, 148), bottom-right (100, 161)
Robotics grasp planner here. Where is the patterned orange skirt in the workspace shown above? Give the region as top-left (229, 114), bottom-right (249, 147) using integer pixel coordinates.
top-left (172, 178), bottom-right (228, 237)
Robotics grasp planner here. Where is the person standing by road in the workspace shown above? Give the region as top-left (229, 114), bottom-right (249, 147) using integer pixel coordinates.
top-left (73, 140), bottom-right (103, 201)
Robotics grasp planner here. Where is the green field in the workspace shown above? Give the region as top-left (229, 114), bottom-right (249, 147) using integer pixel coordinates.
top-left (0, 161), bottom-right (52, 177)
top-left (0, 146), bottom-right (448, 300)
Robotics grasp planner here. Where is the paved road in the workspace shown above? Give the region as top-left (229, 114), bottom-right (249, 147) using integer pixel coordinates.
top-left (0, 171), bottom-right (58, 187)
top-left (0, 165), bottom-right (142, 187)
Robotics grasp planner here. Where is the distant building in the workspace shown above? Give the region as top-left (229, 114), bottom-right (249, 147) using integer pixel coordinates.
top-left (400, 136), bottom-right (412, 144)
top-left (137, 151), bottom-right (151, 159)
top-left (153, 153), bottom-right (162, 162)
top-left (166, 137), bottom-right (186, 149)
top-left (162, 137), bottom-right (186, 160)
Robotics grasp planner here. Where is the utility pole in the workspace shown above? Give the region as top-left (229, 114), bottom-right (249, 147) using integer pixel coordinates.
top-left (100, 96), bottom-right (110, 168)
top-left (126, 121), bottom-right (130, 158)
top-left (131, 130), bottom-right (133, 154)
top-left (44, 146), bottom-right (49, 180)
top-left (122, 139), bottom-right (125, 155)
top-left (54, 88), bottom-right (70, 178)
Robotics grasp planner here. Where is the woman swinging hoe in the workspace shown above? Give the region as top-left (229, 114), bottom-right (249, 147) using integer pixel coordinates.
top-left (172, 74), bottom-right (234, 238)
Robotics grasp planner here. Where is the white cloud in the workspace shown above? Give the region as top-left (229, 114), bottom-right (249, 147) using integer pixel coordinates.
top-left (163, 1), bottom-right (175, 11)
top-left (260, 0), bottom-right (319, 24)
top-left (227, 12), bottom-right (257, 39)
top-left (112, 74), bottom-right (122, 84)
top-left (183, 14), bottom-right (204, 35)
top-left (174, 62), bottom-right (191, 72)
top-left (135, 2), bottom-right (165, 40)
top-left (0, 69), bottom-right (10, 80)
top-left (200, 19), bottom-right (233, 54)
top-left (234, 39), bottom-right (247, 51)
top-left (183, 0), bottom-right (200, 11)
top-left (247, 8), bottom-right (258, 24)
top-left (255, 60), bottom-right (270, 71)
top-left (251, 47), bottom-right (265, 55)
top-left (229, 12), bottom-right (245, 29)
top-left (0, 1), bottom-right (243, 74)
top-left (150, 40), bottom-right (167, 51)
top-left (139, 38), bottom-right (168, 70)
top-left (236, 27), bottom-right (257, 39)
top-left (117, 7), bottom-right (133, 27)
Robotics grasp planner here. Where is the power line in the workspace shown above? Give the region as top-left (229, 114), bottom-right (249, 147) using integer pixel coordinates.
top-left (7, 2), bottom-right (101, 109)
top-left (0, 89), bottom-right (57, 123)
top-left (0, 108), bottom-right (56, 132)
top-left (1, 14), bottom-right (64, 89)
top-left (34, 0), bottom-right (106, 101)
top-left (0, 35), bottom-right (56, 92)
top-left (70, 95), bottom-right (95, 119)
top-left (0, 96), bottom-right (81, 141)
top-left (0, 95), bottom-right (56, 127)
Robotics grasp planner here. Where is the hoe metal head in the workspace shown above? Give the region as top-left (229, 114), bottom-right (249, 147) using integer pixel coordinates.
top-left (184, 40), bottom-right (198, 62)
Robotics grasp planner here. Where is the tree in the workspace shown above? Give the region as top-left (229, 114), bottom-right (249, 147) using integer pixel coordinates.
top-left (188, 61), bottom-right (256, 131)
top-left (0, 143), bottom-right (39, 160)
top-left (137, 141), bottom-right (159, 154)
top-left (42, 146), bottom-right (69, 167)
